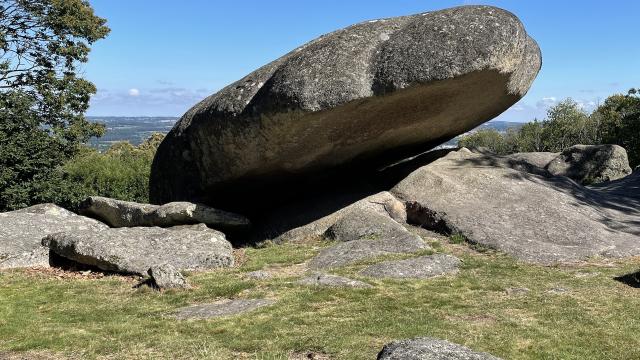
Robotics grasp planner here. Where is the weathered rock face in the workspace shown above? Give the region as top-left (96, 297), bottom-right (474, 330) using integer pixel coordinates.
top-left (274, 191), bottom-right (406, 243)
top-left (377, 338), bottom-right (503, 360)
top-left (42, 225), bottom-right (234, 275)
top-left (173, 299), bottom-right (275, 320)
top-left (546, 144), bottom-right (632, 184)
top-left (392, 148), bottom-right (640, 265)
top-left (360, 254), bottom-right (461, 279)
top-left (0, 204), bottom-right (107, 269)
top-left (297, 273), bottom-right (372, 288)
top-left (308, 207), bottom-right (428, 269)
top-left (78, 196), bottom-right (250, 230)
top-left (150, 5), bottom-right (541, 210)
top-left (148, 264), bottom-right (190, 289)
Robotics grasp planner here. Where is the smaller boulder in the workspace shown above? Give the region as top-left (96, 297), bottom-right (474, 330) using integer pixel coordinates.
top-left (297, 273), bottom-right (372, 288)
top-left (309, 207), bottom-right (428, 269)
top-left (0, 204), bottom-right (107, 269)
top-left (43, 225), bottom-right (234, 275)
top-left (360, 254), bottom-right (460, 279)
top-left (148, 264), bottom-right (189, 289)
top-left (78, 196), bottom-right (250, 230)
top-left (377, 337), bottom-right (503, 360)
top-left (546, 144), bottom-right (632, 184)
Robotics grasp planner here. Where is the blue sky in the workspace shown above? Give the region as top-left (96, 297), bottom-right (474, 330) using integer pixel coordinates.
top-left (86, 1), bottom-right (640, 122)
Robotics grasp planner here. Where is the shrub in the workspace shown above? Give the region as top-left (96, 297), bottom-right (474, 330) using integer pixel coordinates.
top-left (61, 133), bottom-right (165, 208)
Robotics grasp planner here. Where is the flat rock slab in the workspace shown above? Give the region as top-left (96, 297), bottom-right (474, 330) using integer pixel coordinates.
top-left (79, 196), bottom-right (250, 230)
top-left (360, 254), bottom-right (461, 279)
top-left (173, 299), bottom-right (275, 320)
top-left (377, 337), bottom-right (502, 360)
top-left (150, 5), bottom-right (541, 211)
top-left (43, 225), bottom-right (233, 275)
top-left (0, 204), bottom-right (107, 269)
top-left (392, 148), bottom-right (640, 265)
top-left (297, 273), bottom-right (372, 288)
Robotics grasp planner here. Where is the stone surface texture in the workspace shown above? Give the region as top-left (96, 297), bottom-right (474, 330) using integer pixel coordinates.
top-left (148, 263), bottom-right (190, 289)
top-left (78, 196), bottom-right (250, 230)
top-left (377, 337), bottom-right (503, 360)
top-left (546, 144), bottom-right (633, 184)
top-left (43, 225), bottom-right (234, 275)
top-left (0, 204), bottom-right (107, 269)
top-left (297, 273), bottom-right (372, 288)
top-left (392, 148), bottom-right (640, 265)
top-left (173, 299), bottom-right (275, 320)
top-left (150, 5), bottom-right (541, 208)
top-left (360, 254), bottom-right (461, 279)
top-left (275, 191), bottom-right (407, 243)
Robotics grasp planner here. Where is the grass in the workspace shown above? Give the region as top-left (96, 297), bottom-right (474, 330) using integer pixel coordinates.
top-left (1, 237), bottom-right (640, 359)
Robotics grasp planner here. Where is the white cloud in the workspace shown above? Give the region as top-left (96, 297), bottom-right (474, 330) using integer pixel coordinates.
top-left (536, 96), bottom-right (557, 109)
top-left (128, 88), bottom-right (140, 97)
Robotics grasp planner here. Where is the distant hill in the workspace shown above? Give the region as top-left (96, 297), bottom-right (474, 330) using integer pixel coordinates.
top-left (87, 116), bottom-right (178, 150)
top-left (86, 117), bottom-right (524, 151)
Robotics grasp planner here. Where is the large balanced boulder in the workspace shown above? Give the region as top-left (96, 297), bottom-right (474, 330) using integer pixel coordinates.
top-left (546, 144), bottom-right (632, 184)
top-left (42, 224), bottom-right (234, 275)
top-left (0, 204), bottom-right (107, 269)
top-left (78, 196), bottom-right (250, 230)
top-left (150, 5), bottom-right (541, 210)
top-left (392, 148), bottom-right (640, 264)
top-left (377, 338), bottom-right (502, 360)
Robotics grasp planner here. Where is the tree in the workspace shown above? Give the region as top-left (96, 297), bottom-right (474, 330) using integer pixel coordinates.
top-left (63, 133), bottom-right (166, 206)
top-left (595, 89), bottom-right (640, 167)
top-left (458, 129), bottom-right (514, 155)
top-left (0, 0), bottom-right (109, 210)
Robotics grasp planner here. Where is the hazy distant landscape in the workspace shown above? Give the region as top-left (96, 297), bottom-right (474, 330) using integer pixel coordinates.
top-left (87, 116), bottom-right (178, 150)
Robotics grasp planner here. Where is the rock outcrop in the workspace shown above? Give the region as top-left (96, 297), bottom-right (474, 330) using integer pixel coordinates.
top-left (150, 5), bottom-right (541, 211)
top-left (392, 148), bottom-right (640, 265)
top-left (546, 144), bottom-right (632, 184)
top-left (79, 196), bottom-right (250, 230)
top-left (360, 254), bottom-right (461, 279)
top-left (0, 204), bottom-right (107, 269)
top-left (274, 191), bottom-right (407, 244)
top-left (308, 208), bottom-right (428, 269)
top-left (377, 338), bottom-right (502, 360)
top-left (42, 224), bottom-right (234, 275)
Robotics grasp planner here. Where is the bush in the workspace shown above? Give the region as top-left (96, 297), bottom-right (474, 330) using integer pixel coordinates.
top-left (61, 133), bottom-right (165, 208)
top-left (458, 93), bottom-right (640, 168)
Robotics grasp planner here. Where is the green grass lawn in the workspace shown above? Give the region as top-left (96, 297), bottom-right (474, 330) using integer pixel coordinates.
top-left (1, 237), bottom-right (640, 359)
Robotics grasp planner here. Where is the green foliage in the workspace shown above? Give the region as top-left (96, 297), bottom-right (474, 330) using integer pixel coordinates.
top-left (458, 93), bottom-right (640, 167)
top-left (62, 133), bottom-right (165, 207)
top-left (0, 0), bottom-right (109, 211)
top-left (594, 89), bottom-right (640, 167)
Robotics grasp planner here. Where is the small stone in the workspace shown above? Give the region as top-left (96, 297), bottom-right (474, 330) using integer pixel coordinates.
top-left (377, 337), bottom-right (503, 359)
top-left (505, 287), bottom-right (530, 295)
top-left (246, 270), bottom-right (272, 280)
top-left (297, 273), bottom-right (372, 288)
top-left (546, 287), bottom-right (569, 294)
top-left (360, 254), bottom-right (461, 279)
top-left (173, 299), bottom-right (275, 320)
top-left (148, 264), bottom-right (189, 289)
